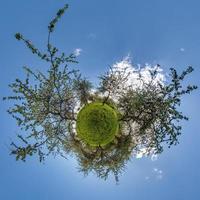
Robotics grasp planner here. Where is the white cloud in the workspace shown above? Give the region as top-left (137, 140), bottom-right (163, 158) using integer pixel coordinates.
top-left (74, 48), bottom-right (82, 56)
top-left (111, 55), bottom-right (165, 92)
top-left (145, 168), bottom-right (163, 181)
top-left (153, 168), bottom-right (163, 180)
top-left (180, 48), bottom-right (185, 52)
top-left (153, 168), bottom-right (158, 172)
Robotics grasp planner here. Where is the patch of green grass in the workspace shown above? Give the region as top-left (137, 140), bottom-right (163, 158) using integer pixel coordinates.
top-left (76, 102), bottom-right (119, 146)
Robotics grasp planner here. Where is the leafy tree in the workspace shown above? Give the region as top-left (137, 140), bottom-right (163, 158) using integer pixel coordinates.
top-left (68, 133), bottom-right (135, 183)
top-left (4, 4), bottom-right (92, 162)
top-left (99, 65), bottom-right (197, 154)
top-left (3, 4), bottom-right (197, 183)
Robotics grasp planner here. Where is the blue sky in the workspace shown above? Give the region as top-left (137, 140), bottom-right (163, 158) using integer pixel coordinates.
top-left (0, 0), bottom-right (200, 199)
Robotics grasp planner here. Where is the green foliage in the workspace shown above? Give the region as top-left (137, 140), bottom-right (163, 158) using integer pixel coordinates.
top-left (4, 4), bottom-right (93, 162)
top-left (76, 102), bottom-right (119, 146)
top-left (4, 4), bottom-right (197, 183)
top-left (65, 128), bottom-right (135, 183)
top-left (48, 4), bottom-right (68, 33)
top-left (74, 78), bottom-right (93, 105)
top-left (101, 65), bottom-right (198, 154)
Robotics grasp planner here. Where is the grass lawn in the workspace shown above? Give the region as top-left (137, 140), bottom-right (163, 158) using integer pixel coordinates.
top-left (76, 102), bottom-right (119, 146)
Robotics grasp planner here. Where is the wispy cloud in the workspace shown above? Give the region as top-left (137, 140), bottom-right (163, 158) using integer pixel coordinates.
top-left (87, 33), bottom-right (96, 40)
top-left (74, 48), bottom-right (82, 56)
top-left (144, 167), bottom-right (164, 181)
top-left (180, 48), bottom-right (185, 52)
top-left (153, 168), bottom-right (163, 180)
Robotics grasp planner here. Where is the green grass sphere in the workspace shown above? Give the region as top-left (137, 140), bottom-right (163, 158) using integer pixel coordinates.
top-left (76, 102), bottom-right (119, 146)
